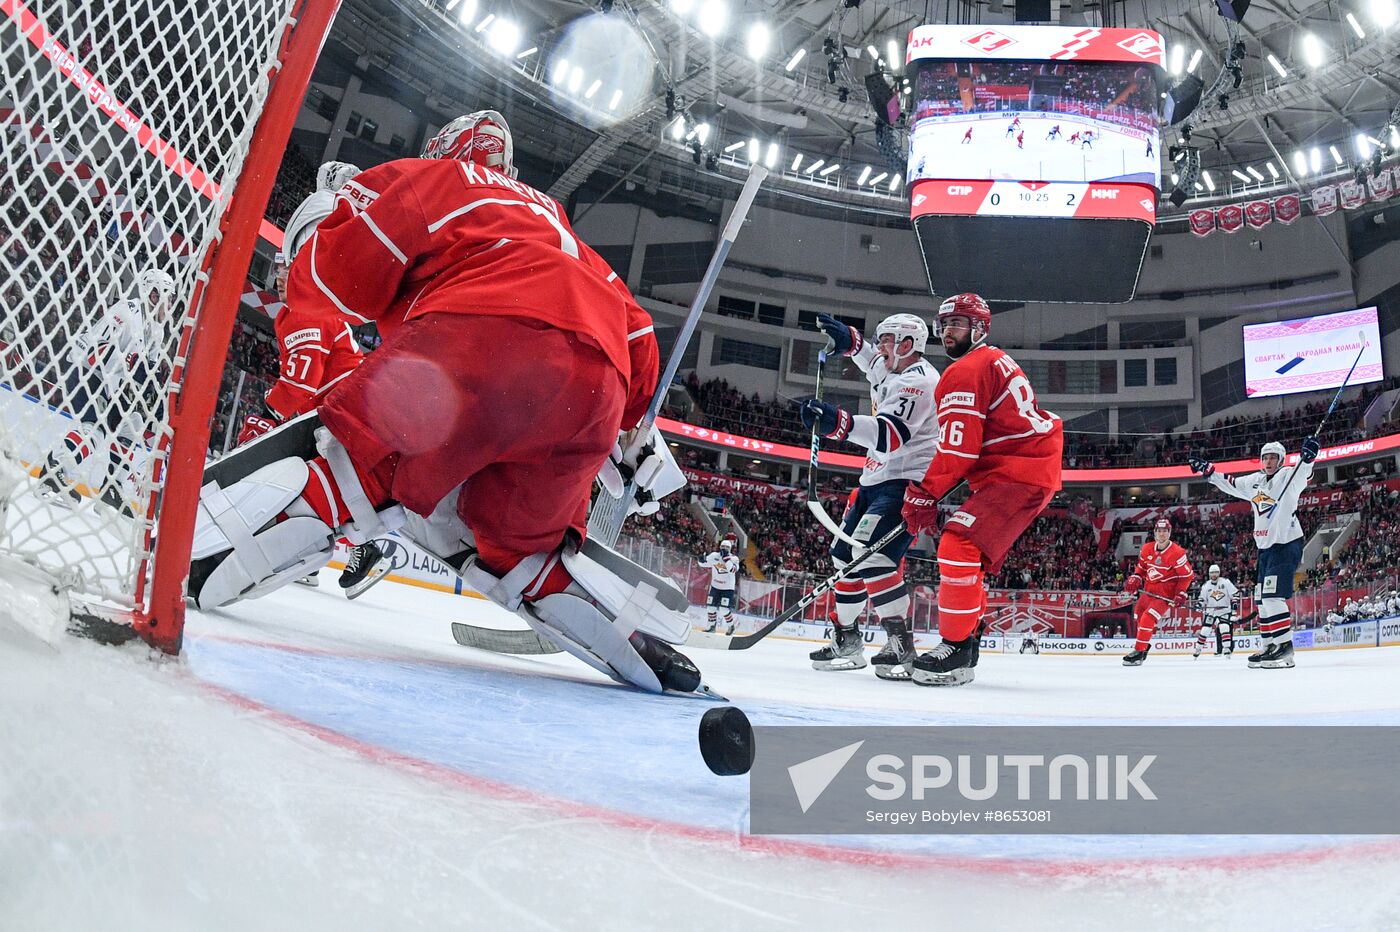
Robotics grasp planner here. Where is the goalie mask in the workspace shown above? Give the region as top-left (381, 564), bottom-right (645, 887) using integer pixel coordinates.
top-left (423, 110), bottom-right (517, 179)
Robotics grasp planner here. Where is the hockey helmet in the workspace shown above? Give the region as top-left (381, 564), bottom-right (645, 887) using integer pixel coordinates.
top-left (136, 268), bottom-right (175, 314)
top-left (316, 160), bottom-right (361, 193)
top-left (719, 533), bottom-right (737, 551)
top-left (1209, 564), bottom-right (1221, 577)
top-left (423, 110), bottom-right (516, 179)
top-left (1153, 517), bottom-right (1172, 535)
top-left (935, 292), bottom-right (992, 338)
top-left (874, 313), bottom-right (929, 357)
top-left (1260, 441), bottom-right (1287, 461)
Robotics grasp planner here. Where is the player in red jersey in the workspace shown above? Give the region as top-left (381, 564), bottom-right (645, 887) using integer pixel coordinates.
top-left (901, 293), bottom-right (1063, 685)
top-left (962, 127), bottom-right (974, 144)
top-left (1068, 131), bottom-right (1081, 144)
top-left (188, 110), bottom-right (707, 696)
top-left (1016, 131), bottom-right (1024, 149)
top-left (1121, 518), bottom-right (1195, 666)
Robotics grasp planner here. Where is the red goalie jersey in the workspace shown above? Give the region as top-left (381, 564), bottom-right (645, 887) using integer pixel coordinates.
top-left (920, 344), bottom-right (1063, 499)
top-left (1133, 540), bottom-right (1195, 602)
top-left (283, 158), bottom-right (658, 428)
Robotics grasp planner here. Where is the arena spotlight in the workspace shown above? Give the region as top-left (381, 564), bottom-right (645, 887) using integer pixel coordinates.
top-left (1164, 74), bottom-right (1204, 125)
top-left (1168, 148), bottom-right (1201, 206)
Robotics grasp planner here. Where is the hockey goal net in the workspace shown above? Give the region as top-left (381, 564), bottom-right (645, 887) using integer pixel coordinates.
top-left (0, 0), bottom-right (339, 650)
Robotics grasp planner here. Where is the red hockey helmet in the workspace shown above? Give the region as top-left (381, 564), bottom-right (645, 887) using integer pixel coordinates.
top-left (1153, 517), bottom-right (1172, 534)
top-left (423, 110), bottom-right (517, 178)
top-left (935, 292), bottom-right (992, 338)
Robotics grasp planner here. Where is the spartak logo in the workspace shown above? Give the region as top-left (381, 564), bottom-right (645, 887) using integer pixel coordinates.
top-left (962, 29), bottom-right (1015, 53)
top-left (1116, 31), bottom-right (1162, 60)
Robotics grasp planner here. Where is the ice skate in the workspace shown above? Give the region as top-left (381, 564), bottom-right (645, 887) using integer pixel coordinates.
top-left (810, 623), bottom-right (867, 671)
top-left (1192, 644), bottom-right (1202, 658)
top-left (34, 454), bottom-right (81, 508)
top-left (723, 619), bottom-right (735, 636)
top-left (1252, 641), bottom-right (1295, 669)
top-left (340, 539), bottom-right (394, 599)
top-left (703, 617), bottom-right (717, 633)
top-left (295, 574), bottom-right (320, 587)
top-left (911, 635), bottom-right (976, 686)
top-left (1122, 645), bottom-right (1151, 666)
top-left (871, 618), bottom-right (915, 681)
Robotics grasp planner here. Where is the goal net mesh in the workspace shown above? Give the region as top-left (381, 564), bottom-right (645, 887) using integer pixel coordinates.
top-left (0, 0), bottom-right (300, 615)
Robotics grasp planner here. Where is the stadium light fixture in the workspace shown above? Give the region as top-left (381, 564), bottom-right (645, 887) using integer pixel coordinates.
top-left (695, 123), bottom-right (710, 144)
top-left (1266, 161), bottom-right (1280, 179)
top-left (1293, 150), bottom-right (1309, 176)
top-left (806, 159), bottom-right (825, 173)
top-left (1231, 169), bottom-right (1251, 183)
top-left (765, 141), bottom-right (780, 168)
top-left (449, 0), bottom-right (477, 26)
top-left (1247, 165), bottom-right (1265, 181)
top-left (746, 22), bottom-right (771, 59)
top-left (1310, 147), bottom-right (1322, 173)
top-left (672, 0), bottom-right (694, 14)
top-left (1392, 125), bottom-right (1400, 147)
top-left (1195, 183), bottom-right (1205, 192)
top-left (552, 58), bottom-right (570, 84)
top-left (1329, 145), bottom-right (1344, 166)
top-left (1169, 45), bottom-right (1185, 75)
top-left (1266, 53), bottom-right (1287, 78)
top-left (791, 153), bottom-right (803, 171)
top-left (584, 78), bottom-right (601, 99)
top-left (1346, 12), bottom-right (1367, 37)
top-left (857, 165), bottom-right (872, 185)
top-left (1373, 0), bottom-right (1398, 27)
top-left (868, 171), bottom-right (888, 186)
top-left (568, 65), bottom-right (584, 93)
top-left (1187, 49), bottom-right (1203, 73)
top-left (1301, 32), bottom-right (1325, 68)
top-left (867, 45), bottom-right (880, 61)
top-left (887, 39), bottom-right (900, 66)
top-left (475, 12), bottom-right (494, 33)
top-left (1358, 133), bottom-right (1372, 158)
top-left (785, 48), bottom-right (806, 71)
top-left (747, 137), bottom-right (760, 162)
top-left (516, 46), bottom-right (538, 59)
top-left (1171, 172), bottom-right (1179, 185)
top-left (819, 162), bottom-right (840, 176)
top-left (1203, 170), bottom-right (1216, 191)
top-left (697, 0), bottom-right (727, 37)
top-left (487, 18), bottom-right (520, 55)
top-left (671, 117), bottom-right (686, 139)
top-left (889, 174), bottom-right (901, 191)
top-left (724, 140), bottom-right (745, 153)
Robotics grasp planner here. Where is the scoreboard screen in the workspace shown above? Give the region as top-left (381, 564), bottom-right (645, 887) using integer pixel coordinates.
top-left (905, 25), bottom-right (1166, 304)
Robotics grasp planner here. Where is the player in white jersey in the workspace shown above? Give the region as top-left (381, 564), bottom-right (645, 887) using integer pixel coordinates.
top-left (798, 312), bottom-right (939, 680)
top-left (36, 268), bottom-right (174, 515)
top-left (700, 536), bottom-right (741, 634)
top-left (1190, 436), bottom-right (1320, 669)
top-left (1194, 564), bottom-right (1238, 658)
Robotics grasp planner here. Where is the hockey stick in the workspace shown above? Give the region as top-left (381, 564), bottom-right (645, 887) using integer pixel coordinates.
top-left (803, 344), bottom-right (865, 549)
top-left (451, 622), bottom-right (562, 655)
top-left (588, 164), bottom-right (770, 546)
top-left (1270, 330), bottom-right (1369, 517)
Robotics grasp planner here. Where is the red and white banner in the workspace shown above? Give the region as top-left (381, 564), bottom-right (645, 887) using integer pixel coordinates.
top-left (1216, 203), bottom-right (1244, 233)
top-left (1312, 185), bottom-right (1338, 216)
top-left (1339, 180), bottom-right (1367, 210)
top-left (909, 179), bottom-right (1156, 224)
top-left (906, 25), bottom-right (1165, 67)
top-left (1369, 167), bottom-right (1393, 202)
top-left (1244, 199), bottom-right (1272, 229)
top-left (1273, 193), bottom-right (1301, 224)
top-left (1189, 208), bottom-right (1216, 237)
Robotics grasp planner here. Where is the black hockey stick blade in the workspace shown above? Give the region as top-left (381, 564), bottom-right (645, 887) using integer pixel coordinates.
top-left (450, 622), bottom-right (562, 655)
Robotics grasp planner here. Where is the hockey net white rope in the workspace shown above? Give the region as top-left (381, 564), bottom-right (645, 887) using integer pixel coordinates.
top-left (0, 0), bottom-right (331, 642)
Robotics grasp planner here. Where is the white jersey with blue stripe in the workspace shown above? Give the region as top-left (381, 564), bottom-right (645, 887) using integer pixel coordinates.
top-left (845, 342), bottom-right (940, 486)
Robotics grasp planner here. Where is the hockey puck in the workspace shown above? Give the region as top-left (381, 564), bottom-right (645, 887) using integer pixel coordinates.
top-left (698, 706), bottom-right (754, 776)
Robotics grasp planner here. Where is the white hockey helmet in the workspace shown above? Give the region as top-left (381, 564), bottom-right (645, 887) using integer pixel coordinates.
top-left (136, 269), bottom-right (175, 314)
top-left (875, 313), bottom-right (929, 357)
top-left (423, 110), bottom-right (516, 179)
top-left (1260, 441), bottom-right (1287, 461)
top-left (1209, 564), bottom-right (1221, 577)
top-left (316, 160), bottom-right (360, 193)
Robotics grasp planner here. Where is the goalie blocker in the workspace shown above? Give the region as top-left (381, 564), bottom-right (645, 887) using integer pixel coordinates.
top-left (188, 413), bottom-right (706, 695)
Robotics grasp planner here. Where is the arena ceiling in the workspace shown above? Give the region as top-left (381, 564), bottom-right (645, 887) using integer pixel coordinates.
top-left (338, 0), bottom-right (1400, 217)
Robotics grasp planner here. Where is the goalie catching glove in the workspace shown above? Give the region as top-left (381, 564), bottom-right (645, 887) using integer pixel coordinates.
top-left (594, 422), bottom-right (685, 517)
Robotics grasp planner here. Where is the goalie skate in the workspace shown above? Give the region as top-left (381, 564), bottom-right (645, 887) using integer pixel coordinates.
top-left (340, 539), bottom-right (398, 600)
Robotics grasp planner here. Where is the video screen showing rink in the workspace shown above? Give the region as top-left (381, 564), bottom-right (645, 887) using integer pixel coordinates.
top-left (907, 59), bottom-right (1161, 188)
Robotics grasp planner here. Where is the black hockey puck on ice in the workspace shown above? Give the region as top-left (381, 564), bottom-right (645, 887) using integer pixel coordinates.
top-left (698, 706), bottom-right (754, 776)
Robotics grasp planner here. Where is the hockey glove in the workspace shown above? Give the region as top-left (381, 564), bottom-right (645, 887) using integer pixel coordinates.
top-left (798, 398), bottom-right (853, 441)
top-left (595, 426), bottom-right (682, 517)
top-left (1187, 456), bottom-right (1214, 478)
top-left (1300, 435), bottom-right (1321, 463)
top-left (814, 312), bottom-right (862, 357)
top-left (901, 484), bottom-right (942, 535)
top-left (235, 415), bottom-right (277, 447)
top-left (1124, 574), bottom-right (1144, 594)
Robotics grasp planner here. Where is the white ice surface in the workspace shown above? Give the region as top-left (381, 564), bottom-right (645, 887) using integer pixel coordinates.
top-left (4, 568), bottom-right (1400, 930)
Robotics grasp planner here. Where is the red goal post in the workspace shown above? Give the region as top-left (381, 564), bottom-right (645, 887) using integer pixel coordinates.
top-left (0, 0), bottom-right (341, 652)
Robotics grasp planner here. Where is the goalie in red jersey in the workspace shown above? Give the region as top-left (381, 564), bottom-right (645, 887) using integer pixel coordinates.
top-left (900, 293), bottom-right (1063, 686)
top-left (1120, 518), bottom-right (1195, 666)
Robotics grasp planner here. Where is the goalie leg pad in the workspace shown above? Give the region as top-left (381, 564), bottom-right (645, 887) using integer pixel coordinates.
top-left (194, 519), bottom-right (335, 610)
top-left (560, 544), bottom-right (691, 644)
top-left (518, 593), bottom-right (663, 693)
top-left (315, 427), bottom-right (405, 544)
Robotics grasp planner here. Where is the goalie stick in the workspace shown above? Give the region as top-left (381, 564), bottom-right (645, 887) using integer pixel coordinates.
top-left (588, 164), bottom-right (769, 547)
